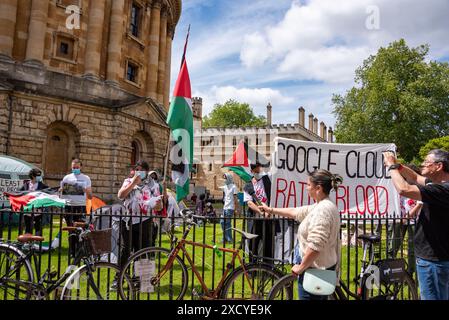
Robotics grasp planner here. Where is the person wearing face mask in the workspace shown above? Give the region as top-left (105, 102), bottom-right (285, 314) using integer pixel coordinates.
top-left (59, 158), bottom-right (92, 257)
top-left (220, 173), bottom-right (238, 243)
top-left (243, 162), bottom-right (279, 263)
top-left (20, 168), bottom-right (49, 235)
top-left (117, 161), bottom-right (162, 270)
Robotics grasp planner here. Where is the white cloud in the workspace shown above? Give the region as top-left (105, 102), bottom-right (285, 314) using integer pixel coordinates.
top-left (240, 0), bottom-right (449, 84)
top-left (278, 46), bottom-right (370, 84)
top-left (173, 0), bottom-right (449, 128)
top-left (193, 86), bottom-right (294, 117)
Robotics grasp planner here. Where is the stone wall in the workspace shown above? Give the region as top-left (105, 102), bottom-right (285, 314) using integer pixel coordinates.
top-left (3, 92), bottom-right (169, 202)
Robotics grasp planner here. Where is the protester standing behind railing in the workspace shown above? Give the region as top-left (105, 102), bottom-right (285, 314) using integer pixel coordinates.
top-left (220, 173), bottom-right (238, 243)
top-left (383, 149), bottom-right (449, 300)
top-left (243, 162), bottom-right (279, 262)
top-left (19, 168), bottom-right (48, 236)
top-left (59, 158), bottom-right (92, 257)
top-left (259, 169), bottom-right (343, 301)
top-left (117, 160), bottom-right (162, 269)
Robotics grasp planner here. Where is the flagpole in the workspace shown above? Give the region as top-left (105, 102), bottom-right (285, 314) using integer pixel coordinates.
top-left (162, 25), bottom-right (191, 197)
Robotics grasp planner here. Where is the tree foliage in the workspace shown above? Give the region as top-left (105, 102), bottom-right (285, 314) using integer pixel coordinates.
top-left (202, 99), bottom-right (267, 128)
top-left (332, 39), bottom-right (449, 161)
top-left (417, 135), bottom-right (449, 162)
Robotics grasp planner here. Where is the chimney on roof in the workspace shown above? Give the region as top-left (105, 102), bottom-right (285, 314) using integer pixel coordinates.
top-left (320, 122), bottom-right (327, 141)
top-left (313, 117), bottom-right (318, 134)
top-left (308, 113), bottom-right (314, 131)
top-left (266, 103), bottom-right (272, 126)
top-left (328, 127), bottom-right (334, 143)
top-left (298, 107), bottom-right (305, 127)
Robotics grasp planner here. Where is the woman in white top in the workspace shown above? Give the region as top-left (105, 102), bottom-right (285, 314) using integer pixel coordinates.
top-left (259, 169), bottom-right (342, 300)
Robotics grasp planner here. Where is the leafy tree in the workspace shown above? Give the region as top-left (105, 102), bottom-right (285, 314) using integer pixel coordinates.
top-left (417, 135), bottom-right (449, 162)
top-left (202, 99), bottom-right (267, 128)
top-left (332, 39), bottom-right (449, 161)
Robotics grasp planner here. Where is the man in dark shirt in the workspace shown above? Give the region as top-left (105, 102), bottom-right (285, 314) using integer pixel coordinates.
top-left (384, 149), bottom-right (449, 300)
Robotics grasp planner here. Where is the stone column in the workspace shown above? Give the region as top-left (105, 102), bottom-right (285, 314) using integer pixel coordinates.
top-left (163, 24), bottom-right (174, 109)
top-left (0, 0), bottom-right (18, 58)
top-left (146, 0), bottom-right (161, 99)
top-left (298, 107), bottom-right (305, 127)
top-left (156, 6), bottom-right (168, 103)
top-left (84, 0), bottom-right (106, 79)
top-left (25, 0), bottom-right (49, 63)
top-left (106, 0), bottom-right (125, 85)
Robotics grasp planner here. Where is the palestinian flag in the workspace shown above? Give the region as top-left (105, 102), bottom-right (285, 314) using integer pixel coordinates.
top-left (223, 141), bottom-right (253, 182)
top-left (6, 191), bottom-right (65, 212)
top-left (166, 59), bottom-right (193, 202)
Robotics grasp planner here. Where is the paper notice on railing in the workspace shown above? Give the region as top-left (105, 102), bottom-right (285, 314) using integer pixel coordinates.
top-left (134, 259), bottom-right (156, 293)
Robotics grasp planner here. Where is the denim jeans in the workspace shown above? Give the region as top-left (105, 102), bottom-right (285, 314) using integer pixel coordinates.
top-left (416, 257), bottom-right (449, 300)
top-left (221, 209), bottom-right (234, 242)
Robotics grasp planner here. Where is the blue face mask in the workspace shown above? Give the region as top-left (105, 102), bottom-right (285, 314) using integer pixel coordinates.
top-left (72, 168), bottom-right (81, 175)
top-left (136, 171), bottom-right (147, 180)
top-left (35, 176), bottom-right (43, 183)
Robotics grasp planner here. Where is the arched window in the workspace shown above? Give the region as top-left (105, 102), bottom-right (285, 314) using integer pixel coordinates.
top-left (131, 140), bottom-right (140, 166)
top-left (131, 140), bottom-right (142, 165)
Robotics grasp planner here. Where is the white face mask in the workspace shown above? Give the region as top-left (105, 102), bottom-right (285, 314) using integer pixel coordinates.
top-left (253, 172), bottom-right (266, 180)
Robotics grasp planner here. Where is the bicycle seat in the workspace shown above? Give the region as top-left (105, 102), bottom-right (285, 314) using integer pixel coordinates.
top-left (230, 227), bottom-right (258, 240)
top-left (357, 233), bottom-right (381, 243)
top-left (17, 233), bottom-right (45, 243)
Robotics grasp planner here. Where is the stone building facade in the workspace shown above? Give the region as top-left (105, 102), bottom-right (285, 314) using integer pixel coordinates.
top-left (191, 99), bottom-right (335, 198)
top-left (0, 0), bottom-right (182, 202)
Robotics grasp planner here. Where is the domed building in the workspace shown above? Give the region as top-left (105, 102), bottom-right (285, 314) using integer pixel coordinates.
top-left (0, 0), bottom-right (182, 201)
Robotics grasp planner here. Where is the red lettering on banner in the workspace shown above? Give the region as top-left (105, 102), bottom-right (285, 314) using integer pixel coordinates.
top-left (365, 185), bottom-right (377, 215)
top-left (347, 185), bottom-right (358, 215)
top-left (376, 186), bottom-right (388, 215)
top-left (287, 181), bottom-right (297, 207)
top-left (275, 178), bottom-right (288, 208)
top-left (298, 181), bottom-right (307, 206)
top-left (335, 185), bottom-right (347, 214)
top-left (355, 185), bottom-right (366, 215)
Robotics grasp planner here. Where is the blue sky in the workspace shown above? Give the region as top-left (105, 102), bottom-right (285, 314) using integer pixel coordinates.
top-left (170, 0), bottom-right (449, 129)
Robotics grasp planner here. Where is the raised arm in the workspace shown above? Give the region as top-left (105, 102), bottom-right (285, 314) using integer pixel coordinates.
top-left (258, 202), bottom-right (313, 221)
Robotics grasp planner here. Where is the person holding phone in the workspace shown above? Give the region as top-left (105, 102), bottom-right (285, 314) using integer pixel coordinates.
top-left (117, 160), bottom-right (162, 269)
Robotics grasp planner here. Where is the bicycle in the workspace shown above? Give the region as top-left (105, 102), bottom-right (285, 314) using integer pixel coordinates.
top-left (118, 209), bottom-right (286, 300)
top-left (267, 233), bottom-right (419, 300)
top-left (0, 220), bottom-right (134, 300)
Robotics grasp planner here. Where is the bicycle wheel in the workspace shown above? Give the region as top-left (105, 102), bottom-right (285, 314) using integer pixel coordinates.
top-left (364, 272), bottom-right (419, 300)
top-left (0, 245), bottom-right (34, 300)
top-left (61, 262), bottom-right (132, 300)
top-left (220, 264), bottom-right (283, 300)
top-left (118, 247), bottom-right (188, 300)
top-left (266, 274), bottom-right (297, 300)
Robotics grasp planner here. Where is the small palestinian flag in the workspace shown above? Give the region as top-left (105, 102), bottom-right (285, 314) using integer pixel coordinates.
top-left (222, 141), bottom-right (253, 182)
top-left (6, 191), bottom-right (66, 212)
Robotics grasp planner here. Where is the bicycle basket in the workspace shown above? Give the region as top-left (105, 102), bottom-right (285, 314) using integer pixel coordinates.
top-left (375, 259), bottom-right (407, 284)
top-left (86, 228), bottom-right (112, 255)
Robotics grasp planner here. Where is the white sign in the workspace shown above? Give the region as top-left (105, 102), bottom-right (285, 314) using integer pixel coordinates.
top-left (134, 259), bottom-right (156, 293)
top-left (0, 179), bottom-right (23, 203)
top-left (271, 138), bottom-right (401, 218)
